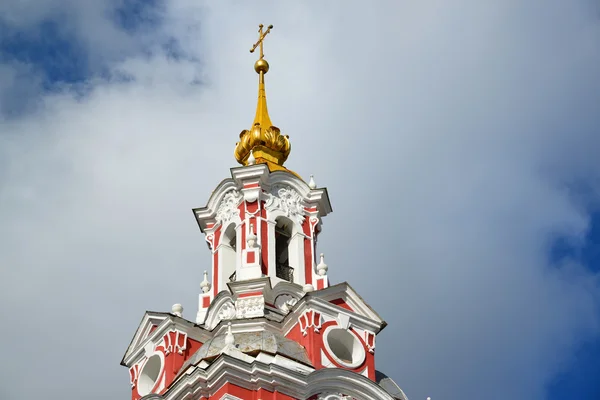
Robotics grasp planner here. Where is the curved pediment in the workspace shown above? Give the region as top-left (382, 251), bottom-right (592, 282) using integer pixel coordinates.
top-left (193, 179), bottom-right (240, 232)
top-left (266, 281), bottom-right (306, 313)
top-left (268, 170), bottom-right (332, 216)
top-left (202, 292), bottom-right (236, 330)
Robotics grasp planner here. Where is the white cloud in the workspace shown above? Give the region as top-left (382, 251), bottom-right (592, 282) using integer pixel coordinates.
top-left (1, 1), bottom-right (599, 399)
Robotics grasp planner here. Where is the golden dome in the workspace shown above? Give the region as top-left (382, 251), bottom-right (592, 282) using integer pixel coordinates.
top-left (235, 24), bottom-right (295, 175)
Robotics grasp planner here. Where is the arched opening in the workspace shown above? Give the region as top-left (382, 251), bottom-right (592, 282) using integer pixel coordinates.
top-left (138, 354), bottom-right (162, 396)
top-left (275, 218), bottom-right (294, 282)
top-left (221, 223), bottom-right (237, 283)
top-left (323, 327), bottom-right (366, 369)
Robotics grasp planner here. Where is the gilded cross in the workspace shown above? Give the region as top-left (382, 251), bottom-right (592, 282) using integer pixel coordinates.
top-left (250, 24), bottom-right (273, 60)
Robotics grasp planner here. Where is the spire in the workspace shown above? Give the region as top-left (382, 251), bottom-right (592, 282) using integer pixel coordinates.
top-left (251, 24), bottom-right (273, 129)
top-left (234, 24), bottom-right (292, 173)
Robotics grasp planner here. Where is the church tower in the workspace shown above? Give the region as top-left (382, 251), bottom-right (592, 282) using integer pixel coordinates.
top-left (121, 24), bottom-right (409, 400)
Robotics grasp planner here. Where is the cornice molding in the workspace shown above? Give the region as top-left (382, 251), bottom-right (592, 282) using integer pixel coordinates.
top-left (166, 354), bottom-right (394, 400)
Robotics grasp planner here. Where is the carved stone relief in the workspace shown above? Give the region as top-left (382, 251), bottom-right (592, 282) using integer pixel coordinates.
top-left (265, 185), bottom-right (305, 225)
top-left (235, 296), bottom-right (265, 319)
top-left (274, 294), bottom-right (298, 314)
top-left (217, 301), bottom-right (236, 321)
top-left (214, 297), bottom-right (265, 323)
top-left (317, 393), bottom-right (355, 400)
top-left (216, 190), bottom-right (243, 226)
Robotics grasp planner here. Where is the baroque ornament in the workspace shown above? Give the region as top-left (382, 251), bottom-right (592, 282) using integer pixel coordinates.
top-left (235, 125), bottom-right (291, 166)
top-left (274, 294), bottom-right (298, 314)
top-left (235, 296), bottom-right (265, 319)
top-left (317, 393), bottom-right (355, 400)
top-left (216, 190), bottom-right (243, 226)
top-left (265, 185), bottom-right (305, 225)
top-left (217, 302), bottom-right (237, 321)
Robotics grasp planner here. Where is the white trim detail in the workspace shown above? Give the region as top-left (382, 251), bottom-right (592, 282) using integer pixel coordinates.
top-left (144, 342), bottom-right (155, 358)
top-left (165, 356), bottom-right (396, 400)
top-left (317, 393), bottom-right (355, 400)
top-left (298, 310), bottom-right (322, 336)
top-left (338, 313), bottom-right (351, 330)
top-left (163, 330), bottom-right (188, 355)
top-left (219, 395), bottom-right (244, 400)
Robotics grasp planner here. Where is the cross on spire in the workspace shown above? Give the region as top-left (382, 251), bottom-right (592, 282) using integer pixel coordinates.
top-left (250, 24), bottom-right (273, 60)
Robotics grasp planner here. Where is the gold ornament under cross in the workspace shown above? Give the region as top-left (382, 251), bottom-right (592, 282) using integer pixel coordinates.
top-left (250, 24), bottom-right (273, 60)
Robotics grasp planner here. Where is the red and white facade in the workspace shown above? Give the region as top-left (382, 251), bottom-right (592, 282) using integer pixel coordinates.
top-left (120, 163), bottom-right (410, 399)
top-left (121, 27), bottom-right (409, 399)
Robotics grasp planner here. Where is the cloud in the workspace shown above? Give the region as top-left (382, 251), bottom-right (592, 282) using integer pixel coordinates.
top-left (1, 1), bottom-right (599, 399)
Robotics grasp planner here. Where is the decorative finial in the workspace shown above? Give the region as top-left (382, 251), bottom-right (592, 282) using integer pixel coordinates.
top-left (247, 223), bottom-right (257, 248)
top-left (234, 24), bottom-right (293, 173)
top-left (308, 175), bottom-right (316, 189)
top-left (171, 303), bottom-right (183, 317)
top-left (247, 149), bottom-right (256, 165)
top-left (317, 253), bottom-right (328, 276)
top-left (303, 284), bottom-right (315, 292)
top-left (224, 322), bottom-right (235, 346)
top-left (200, 270), bottom-right (211, 293)
top-left (250, 24), bottom-right (273, 73)
top-left (250, 24), bottom-right (273, 127)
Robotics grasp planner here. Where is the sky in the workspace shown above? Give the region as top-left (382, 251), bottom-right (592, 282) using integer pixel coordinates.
top-left (0, 1), bottom-right (600, 399)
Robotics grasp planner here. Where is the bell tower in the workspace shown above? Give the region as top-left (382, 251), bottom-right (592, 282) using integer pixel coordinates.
top-left (120, 24), bottom-right (410, 400)
top-left (193, 24), bottom-right (333, 324)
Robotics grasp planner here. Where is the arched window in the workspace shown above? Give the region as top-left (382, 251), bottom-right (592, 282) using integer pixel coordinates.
top-left (221, 223), bottom-right (237, 283)
top-left (275, 217), bottom-right (294, 282)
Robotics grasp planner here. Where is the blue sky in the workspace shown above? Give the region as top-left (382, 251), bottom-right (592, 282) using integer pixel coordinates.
top-left (1, 2), bottom-right (599, 400)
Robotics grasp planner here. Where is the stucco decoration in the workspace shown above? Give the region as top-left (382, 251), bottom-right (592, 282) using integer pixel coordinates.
top-left (274, 294), bottom-right (298, 314)
top-left (217, 301), bottom-right (237, 321)
top-left (215, 190), bottom-right (243, 226)
top-left (317, 393), bottom-right (355, 400)
top-left (265, 185), bottom-right (305, 225)
top-left (235, 296), bottom-right (265, 319)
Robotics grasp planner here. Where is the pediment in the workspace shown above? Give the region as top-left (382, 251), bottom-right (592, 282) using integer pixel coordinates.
top-left (121, 311), bottom-right (171, 366)
top-left (304, 282), bottom-right (386, 332)
top-left (202, 291), bottom-right (237, 330)
top-left (121, 311), bottom-right (210, 367)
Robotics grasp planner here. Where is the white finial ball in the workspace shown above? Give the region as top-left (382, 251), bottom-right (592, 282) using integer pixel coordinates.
top-left (303, 284), bottom-right (314, 292)
top-left (308, 174), bottom-right (316, 189)
top-left (317, 253), bottom-right (328, 276)
top-left (247, 223), bottom-right (257, 248)
top-left (200, 270), bottom-right (211, 293)
top-left (171, 303), bottom-right (183, 317)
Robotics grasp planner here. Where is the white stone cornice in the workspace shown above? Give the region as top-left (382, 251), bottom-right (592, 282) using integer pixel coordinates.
top-left (226, 277), bottom-right (272, 296)
top-left (230, 163), bottom-right (270, 184)
top-left (165, 354), bottom-right (395, 400)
